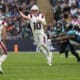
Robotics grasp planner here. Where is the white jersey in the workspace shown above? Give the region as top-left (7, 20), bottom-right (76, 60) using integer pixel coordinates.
top-left (0, 20), bottom-right (7, 41)
top-left (28, 13), bottom-right (46, 36)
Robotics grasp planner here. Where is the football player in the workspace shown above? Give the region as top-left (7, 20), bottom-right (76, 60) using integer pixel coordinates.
top-left (19, 5), bottom-right (52, 66)
top-left (0, 20), bottom-right (8, 74)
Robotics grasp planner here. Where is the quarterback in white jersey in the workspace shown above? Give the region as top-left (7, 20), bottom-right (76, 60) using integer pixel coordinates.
top-left (0, 20), bottom-right (8, 74)
top-left (19, 5), bottom-right (52, 66)
top-left (27, 10), bottom-right (47, 46)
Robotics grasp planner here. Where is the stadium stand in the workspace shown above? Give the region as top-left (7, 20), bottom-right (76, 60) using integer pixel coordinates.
top-left (0, 0), bottom-right (37, 39)
top-left (47, 0), bottom-right (80, 35)
top-left (0, 0), bottom-right (80, 52)
top-left (37, 0), bottom-right (54, 24)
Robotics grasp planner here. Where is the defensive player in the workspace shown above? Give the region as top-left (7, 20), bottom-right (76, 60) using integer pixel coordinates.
top-left (0, 20), bottom-right (8, 74)
top-left (56, 24), bottom-right (80, 45)
top-left (55, 24), bottom-right (80, 62)
top-left (19, 5), bottom-right (52, 66)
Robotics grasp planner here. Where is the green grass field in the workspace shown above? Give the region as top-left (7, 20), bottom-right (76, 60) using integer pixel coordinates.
top-left (0, 52), bottom-right (80, 80)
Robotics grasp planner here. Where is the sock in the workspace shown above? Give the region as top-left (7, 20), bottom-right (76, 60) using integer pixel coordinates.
top-left (0, 55), bottom-right (7, 65)
top-left (0, 42), bottom-right (8, 55)
top-left (46, 52), bottom-right (52, 66)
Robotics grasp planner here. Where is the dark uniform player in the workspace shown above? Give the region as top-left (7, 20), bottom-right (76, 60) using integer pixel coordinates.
top-left (51, 21), bottom-right (69, 58)
top-left (55, 24), bottom-right (80, 62)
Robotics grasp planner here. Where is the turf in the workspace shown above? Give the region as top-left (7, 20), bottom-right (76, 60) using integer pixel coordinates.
top-left (0, 52), bottom-right (80, 80)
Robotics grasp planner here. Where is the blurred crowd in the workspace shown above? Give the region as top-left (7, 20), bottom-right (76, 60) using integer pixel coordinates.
top-left (0, 0), bottom-right (80, 40)
top-left (47, 0), bottom-right (80, 39)
top-left (50, 0), bottom-right (80, 21)
top-left (0, 0), bottom-right (37, 39)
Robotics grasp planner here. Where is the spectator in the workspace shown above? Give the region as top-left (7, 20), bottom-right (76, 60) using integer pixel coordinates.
top-left (68, 0), bottom-right (77, 7)
top-left (70, 4), bottom-right (78, 16)
top-left (0, 0), bottom-right (36, 39)
top-left (77, 0), bottom-right (80, 8)
top-left (53, 1), bottom-right (63, 21)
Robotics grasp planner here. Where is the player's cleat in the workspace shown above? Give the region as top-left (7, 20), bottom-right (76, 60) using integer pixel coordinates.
top-left (48, 63), bottom-right (52, 66)
top-left (77, 58), bottom-right (80, 63)
top-left (0, 70), bottom-right (4, 74)
top-left (65, 50), bottom-right (69, 58)
top-left (0, 66), bottom-right (4, 74)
